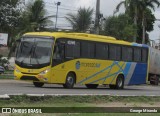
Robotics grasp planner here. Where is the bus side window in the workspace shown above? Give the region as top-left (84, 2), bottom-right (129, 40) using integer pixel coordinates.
top-left (81, 42), bottom-right (95, 58)
top-left (95, 43), bottom-right (108, 60)
top-left (122, 46), bottom-right (133, 62)
top-left (53, 42), bottom-right (65, 60)
top-left (133, 47), bottom-right (141, 62)
top-left (65, 40), bottom-right (80, 59)
top-left (109, 45), bottom-right (116, 60)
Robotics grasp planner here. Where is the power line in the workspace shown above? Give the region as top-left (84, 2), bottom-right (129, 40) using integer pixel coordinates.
top-left (45, 2), bottom-right (78, 11)
top-left (45, 2), bottom-right (96, 13)
top-left (46, 10), bottom-right (68, 15)
top-left (60, 4), bottom-right (78, 10)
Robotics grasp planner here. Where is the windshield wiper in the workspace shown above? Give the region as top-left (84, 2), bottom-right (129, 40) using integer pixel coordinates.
top-left (31, 43), bottom-right (39, 65)
top-left (20, 44), bottom-right (34, 65)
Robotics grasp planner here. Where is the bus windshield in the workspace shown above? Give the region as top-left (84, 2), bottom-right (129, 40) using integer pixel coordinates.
top-left (16, 37), bottom-right (54, 68)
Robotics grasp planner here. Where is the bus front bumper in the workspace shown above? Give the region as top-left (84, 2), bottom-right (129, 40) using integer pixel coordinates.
top-left (14, 69), bottom-right (49, 83)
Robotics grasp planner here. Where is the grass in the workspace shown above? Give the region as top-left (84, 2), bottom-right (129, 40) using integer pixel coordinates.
top-left (0, 70), bottom-right (14, 79)
top-left (1, 95), bottom-right (160, 115)
top-left (1, 95), bottom-right (160, 107)
top-left (0, 74), bottom-right (14, 79)
top-left (4, 70), bottom-right (14, 74)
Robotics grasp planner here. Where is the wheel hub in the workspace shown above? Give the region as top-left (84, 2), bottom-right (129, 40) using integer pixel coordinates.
top-left (67, 76), bottom-right (73, 85)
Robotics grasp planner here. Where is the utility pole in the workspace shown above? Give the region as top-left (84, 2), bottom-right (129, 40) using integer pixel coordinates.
top-left (95, 0), bottom-right (100, 34)
top-left (55, 2), bottom-right (61, 31)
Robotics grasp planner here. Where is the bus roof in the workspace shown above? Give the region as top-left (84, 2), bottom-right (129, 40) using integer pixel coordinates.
top-left (24, 32), bottom-right (147, 47)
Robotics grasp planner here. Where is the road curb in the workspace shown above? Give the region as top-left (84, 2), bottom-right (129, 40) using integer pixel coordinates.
top-left (0, 94), bottom-right (10, 99)
top-left (1, 94), bottom-right (160, 100)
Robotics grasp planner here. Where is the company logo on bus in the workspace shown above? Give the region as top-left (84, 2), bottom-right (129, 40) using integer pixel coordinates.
top-left (76, 61), bottom-right (81, 70)
top-left (75, 61), bottom-right (101, 70)
top-left (28, 69), bottom-right (33, 73)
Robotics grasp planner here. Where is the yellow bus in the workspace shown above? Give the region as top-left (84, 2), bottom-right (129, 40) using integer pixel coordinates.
top-left (14, 32), bottom-right (149, 89)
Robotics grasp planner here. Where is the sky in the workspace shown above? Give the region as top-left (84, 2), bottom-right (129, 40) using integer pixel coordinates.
top-left (26, 0), bottom-right (160, 41)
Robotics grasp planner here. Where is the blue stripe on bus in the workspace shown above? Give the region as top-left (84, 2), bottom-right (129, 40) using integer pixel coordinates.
top-left (102, 63), bottom-right (114, 84)
top-left (78, 61), bottom-right (147, 85)
top-left (109, 62), bottom-right (126, 84)
top-left (90, 71), bottom-right (121, 84)
top-left (132, 43), bottom-right (148, 48)
top-left (78, 61), bottom-right (126, 84)
top-left (78, 61), bottom-right (117, 84)
top-left (90, 62), bottom-right (125, 84)
top-left (123, 62), bottom-right (131, 79)
top-left (128, 63), bottom-right (147, 85)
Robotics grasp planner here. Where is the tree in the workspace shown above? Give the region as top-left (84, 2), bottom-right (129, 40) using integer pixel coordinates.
top-left (0, 0), bottom-right (23, 45)
top-left (8, 0), bottom-right (53, 58)
top-left (102, 14), bottom-right (136, 42)
top-left (0, 0), bottom-right (22, 32)
top-left (137, 8), bottom-right (156, 43)
top-left (139, 0), bottom-right (160, 44)
top-left (66, 7), bottom-right (93, 32)
top-left (115, 0), bottom-right (141, 42)
top-left (0, 0), bottom-right (24, 60)
top-left (18, 0), bottom-right (53, 33)
top-left (115, 0), bottom-right (160, 43)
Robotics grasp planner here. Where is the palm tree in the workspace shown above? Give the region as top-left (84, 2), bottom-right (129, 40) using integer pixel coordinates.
top-left (19, 0), bottom-right (53, 32)
top-left (66, 7), bottom-right (93, 32)
top-left (140, 0), bottom-right (160, 44)
top-left (115, 0), bottom-right (160, 43)
top-left (115, 0), bottom-right (141, 42)
top-left (8, 0), bottom-right (53, 58)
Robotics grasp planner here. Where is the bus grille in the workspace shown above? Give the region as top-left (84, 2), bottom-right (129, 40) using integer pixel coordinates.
top-left (21, 76), bottom-right (39, 81)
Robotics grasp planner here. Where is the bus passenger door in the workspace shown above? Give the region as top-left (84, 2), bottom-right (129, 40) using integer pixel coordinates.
top-left (51, 41), bottom-right (66, 83)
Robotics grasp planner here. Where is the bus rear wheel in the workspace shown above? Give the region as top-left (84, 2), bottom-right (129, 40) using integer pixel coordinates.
top-left (109, 75), bottom-right (124, 89)
top-left (63, 73), bottom-right (75, 89)
top-left (115, 75), bottom-right (124, 89)
top-left (85, 84), bottom-right (99, 89)
top-left (33, 82), bottom-right (44, 87)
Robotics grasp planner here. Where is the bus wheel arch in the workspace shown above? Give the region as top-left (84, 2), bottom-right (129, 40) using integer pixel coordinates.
top-left (109, 74), bottom-right (124, 89)
top-left (63, 71), bottom-right (76, 89)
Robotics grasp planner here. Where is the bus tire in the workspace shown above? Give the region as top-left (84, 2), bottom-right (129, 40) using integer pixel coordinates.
top-left (33, 82), bottom-right (44, 87)
top-left (115, 75), bottom-right (124, 89)
top-left (63, 73), bottom-right (75, 89)
top-left (85, 84), bottom-right (99, 89)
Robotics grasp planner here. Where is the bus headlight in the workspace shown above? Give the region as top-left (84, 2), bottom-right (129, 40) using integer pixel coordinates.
top-left (39, 69), bottom-right (50, 75)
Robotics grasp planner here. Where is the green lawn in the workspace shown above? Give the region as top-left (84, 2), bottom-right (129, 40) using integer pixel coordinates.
top-left (1, 95), bottom-right (160, 107)
top-left (0, 70), bottom-right (14, 79)
top-left (1, 96), bottom-right (160, 115)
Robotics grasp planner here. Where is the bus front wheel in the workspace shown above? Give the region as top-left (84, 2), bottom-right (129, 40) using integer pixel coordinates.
top-left (85, 84), bottom-right (99, 89)
top-left (63, 73), bottom-right (75, 89)
top-left (33, 82), bottom-right (44, 87)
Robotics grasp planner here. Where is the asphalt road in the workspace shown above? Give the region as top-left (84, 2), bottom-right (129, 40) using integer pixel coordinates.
top-left (0, 80), bottom-right (160, 96)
